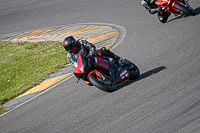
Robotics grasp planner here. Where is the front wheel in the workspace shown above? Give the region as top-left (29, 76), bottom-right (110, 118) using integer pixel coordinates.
top-left (88, 73), bottom-right (116, 92)
top-left (174, 3), bottom-right (196, 16)
top-left (157, 11), bottom-right (171, 23)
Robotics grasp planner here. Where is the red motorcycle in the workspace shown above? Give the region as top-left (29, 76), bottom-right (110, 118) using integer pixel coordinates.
top-left (155, 0), bottom-right (195, 22)
top-left (73, 52), bottom-right (140, 92)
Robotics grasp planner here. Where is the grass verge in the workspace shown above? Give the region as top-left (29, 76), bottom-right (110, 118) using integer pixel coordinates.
top-left (0, 41), bottom-right (69, 115)
top-left (0, 105), bottom-right (8, 115)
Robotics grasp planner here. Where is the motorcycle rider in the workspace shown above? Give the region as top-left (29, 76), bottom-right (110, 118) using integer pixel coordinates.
top-left (141, 0), bottom-right (171, 23)
top-left (63, 36), bottom-right (124, 85)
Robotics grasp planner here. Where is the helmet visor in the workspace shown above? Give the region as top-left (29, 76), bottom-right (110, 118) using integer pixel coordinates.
top-left (64, 41), bottom-right (76, 53)
top-left (65, 44), bottom-right (74, 51)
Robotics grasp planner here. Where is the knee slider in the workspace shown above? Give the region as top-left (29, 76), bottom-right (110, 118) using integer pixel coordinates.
top-left (100, 47), bottom-right (109, 55)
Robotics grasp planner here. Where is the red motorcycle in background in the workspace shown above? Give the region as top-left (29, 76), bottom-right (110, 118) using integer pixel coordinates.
top-left (155, 0), bottom-right (195, 22)
top-left (73, 52), bottom-right (140, 92)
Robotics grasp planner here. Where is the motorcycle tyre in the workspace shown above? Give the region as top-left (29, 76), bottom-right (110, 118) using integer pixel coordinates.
top-left (129, 63), bottom-right (140, 80)
top-left (174, 3), bottom-right (196, 16)
top-left (88, 74), bottom-right (116, 92)
top-left (157, 11), bottom-right (171, 23)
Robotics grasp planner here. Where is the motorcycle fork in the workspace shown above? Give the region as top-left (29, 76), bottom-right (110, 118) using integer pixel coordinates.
top-left (96, 67), bottom-right (115, 84)
top-left (105, 61), bottom-right (116, 84)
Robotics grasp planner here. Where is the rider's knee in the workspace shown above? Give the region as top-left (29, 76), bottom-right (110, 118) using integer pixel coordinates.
top-left (100, 47), bottom-right (109, 55)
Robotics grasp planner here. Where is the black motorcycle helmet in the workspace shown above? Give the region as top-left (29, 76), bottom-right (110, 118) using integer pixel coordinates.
top-left (63, 36), bottom-right (76, 53)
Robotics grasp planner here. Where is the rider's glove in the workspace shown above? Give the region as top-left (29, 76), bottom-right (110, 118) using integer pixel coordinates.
top-left (89, 47), bottom-right (95, 55)
top-left (89, 44), bottom-right (97, 56)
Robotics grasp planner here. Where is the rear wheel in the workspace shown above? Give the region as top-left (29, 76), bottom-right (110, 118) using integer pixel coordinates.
top-left (157, 11), bottom-right (171, 23)
top-left (174, 3), bottom-right (196, 16)
top-left (88, 73), bottom-right (116, 92)
top-left (127, 61), bottom-right (140, 80)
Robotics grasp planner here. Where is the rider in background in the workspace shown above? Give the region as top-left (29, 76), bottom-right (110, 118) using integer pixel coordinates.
top-left (141, 0), bottom-right (171, 23)
top-left (63, 36), bottom-right (124, 85)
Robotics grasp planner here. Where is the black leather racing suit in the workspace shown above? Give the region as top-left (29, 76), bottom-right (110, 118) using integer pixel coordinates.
top-left (67, 39), bottom-right (119, 67)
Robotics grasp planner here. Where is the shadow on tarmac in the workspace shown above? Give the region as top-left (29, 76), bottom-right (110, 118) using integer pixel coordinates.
top-left (167, 7), bottom-right (200, 23)
top-left (194, 7), bottom-right (200, 15)
top-left (115, 66), bottom-right (167, 91)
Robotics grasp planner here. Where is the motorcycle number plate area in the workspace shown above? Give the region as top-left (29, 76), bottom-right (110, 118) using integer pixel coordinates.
top-left (115, 71), bottom-right (130, 84)
top-left (120, 70), bottom-right (128, 77)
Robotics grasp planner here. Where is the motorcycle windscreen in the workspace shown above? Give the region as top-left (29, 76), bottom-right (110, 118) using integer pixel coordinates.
top-left (73, 53), bottom-right (89, 79)
top-left (73, 53), bottom-right (84, 73)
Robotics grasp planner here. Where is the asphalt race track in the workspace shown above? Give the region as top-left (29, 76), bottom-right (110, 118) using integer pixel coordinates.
top-left (0, 0), bottom-right (200, 133)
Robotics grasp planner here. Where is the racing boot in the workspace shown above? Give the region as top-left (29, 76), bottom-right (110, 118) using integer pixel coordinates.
top-left (115, 56), bottom-right (125, 66)
top-left (99, 47), bottom-right (124, 65)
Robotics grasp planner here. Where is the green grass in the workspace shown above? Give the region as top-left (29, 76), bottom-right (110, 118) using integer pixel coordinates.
top-left (0, 105), bottom-right (8, 114)
top-left (0, 41), bottom-right (69, 114)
